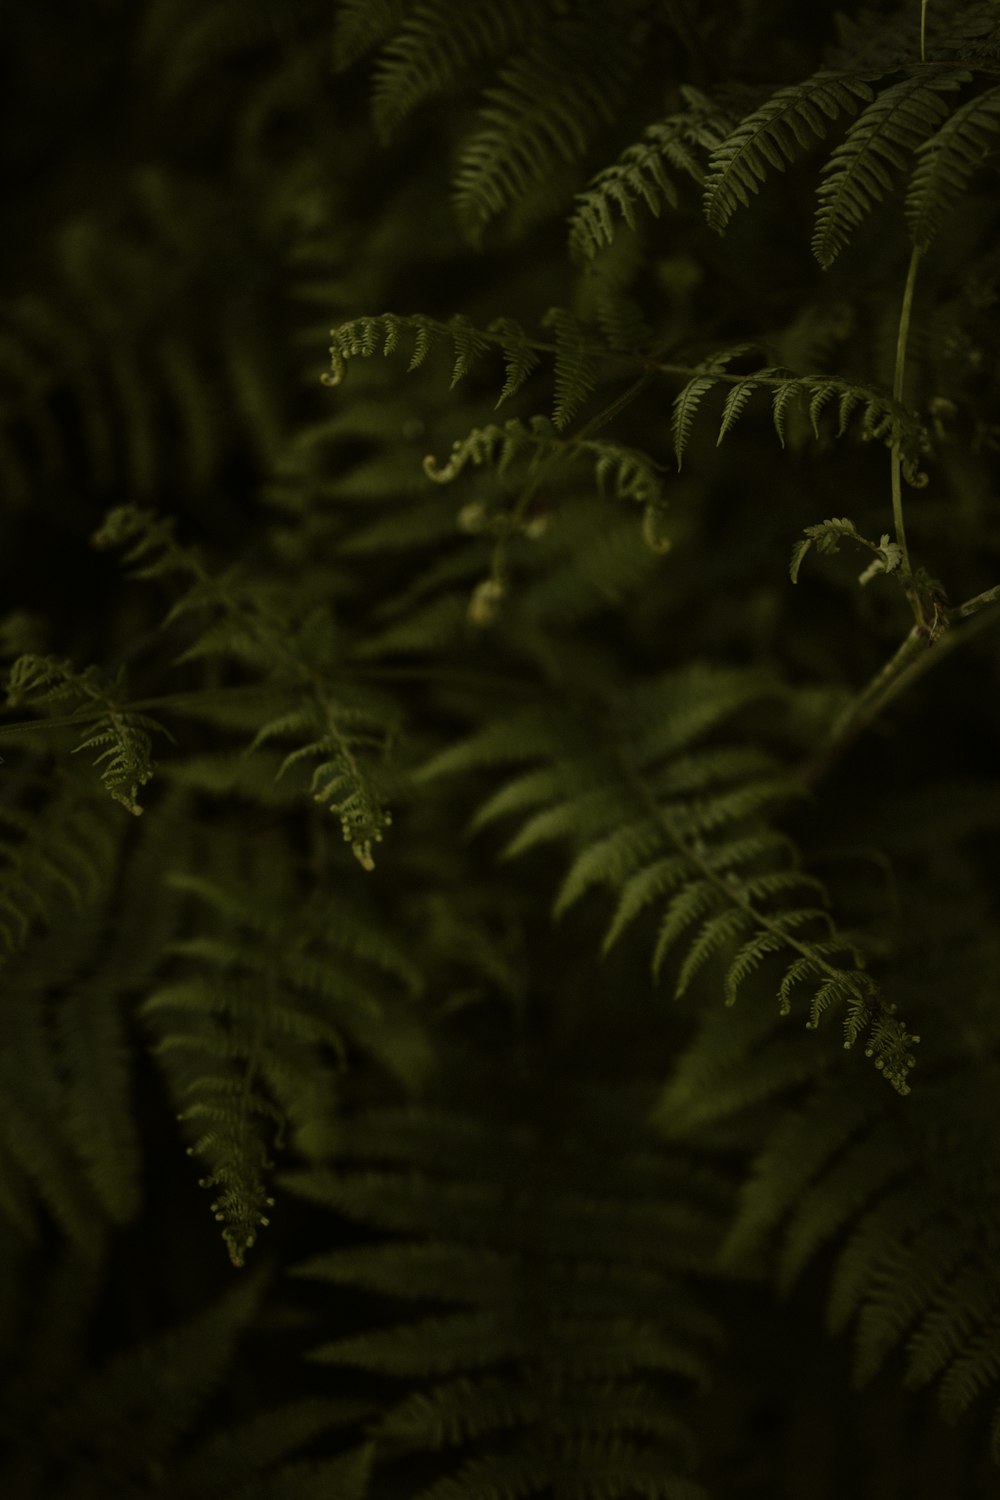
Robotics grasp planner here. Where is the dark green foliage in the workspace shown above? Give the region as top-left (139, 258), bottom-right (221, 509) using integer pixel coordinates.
top-left (288, 1076), bottom-right (726, 1500)
top-left (4, 0), bottom-right (1000, 1495)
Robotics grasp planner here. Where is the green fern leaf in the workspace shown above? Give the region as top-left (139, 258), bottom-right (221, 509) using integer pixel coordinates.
top-left (812, 72), bottom-right (966, 267)
top-left (543, 308), bottom-right (601, 430)
top-left (906, 83), bottom-right (1000, 251)
top-left (452, 23), bottom-right (633, 242)
top-left (723, 930), bottom-right (788, 1006)
top-left (826, 1182), bottom-right (932, 1335)
top-left (852, 1220), bottom-right (966, 1385)
top-left (333, 0), bottom-right (407, 70)
top-left (704, 72), bottom-right (876, 234)
top-left (675, 906), bottom-right (755, 996)
top-left (603, 855), bottom-right (692, 953)
top-left (653, 880), bottom-right (725, 980)
top-left (671, 376), bottom-right (717, 468)
top-left (370, 0), bottom-right (534, 142)
top-left (554, 820), bottom-right (665, 919)
top-left (489, 316), bottom-right (542, 405)
top-left (716, 375), bottom-right (765, 443)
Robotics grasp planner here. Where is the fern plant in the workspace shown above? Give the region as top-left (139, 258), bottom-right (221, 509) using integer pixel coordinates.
top-left (4, 0), bottom-right (1000, 1495)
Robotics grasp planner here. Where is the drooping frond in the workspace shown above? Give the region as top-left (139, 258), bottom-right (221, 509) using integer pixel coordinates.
top-left (906, 83), bottom-right (1000, 252)
top-left (332, 0), bottom-right (409, 70)
top-left (288, 1080), bottom-right (726, 1499)
top-left (670, 361), bottom-right (924, 467)
top-left (93, 504), bottom-right (399, 867)
top-left (789, 516), bottom-right (902, 586)
top-left (0, 1256), bottom-right (374, 1497)
top-left (0, 169), bottom-right (290, 510)
top-left (718, 1056), bottom-right (1000, 1442)
top-left (418, 663), bottom-right (919, 1093)
top-left (452, 20), bottom-right (635, 242)
top-left (325, 309), bottom-right (619, 421)
top-left (703, 72), bottom-right (877, 235)
top-left (370, 0), bottom-right (536, 142)
top-left (669, 344), bottom-right (755, 467)
top-left (0, 776), bottom-right (120, 970)
top-left (422, 414), bottom-right (665, 508)
top-left (568, 87), bottom-right (732, 260)
top-left (812, 71), bottom-right (968, 267)
top-left (146, 864), bottom-right (429, 1265)
top-left (6, 653), bottom-right (172, 815)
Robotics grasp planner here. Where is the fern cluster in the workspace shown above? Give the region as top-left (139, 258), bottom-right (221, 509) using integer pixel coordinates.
top-left (4, 0), bottom-right (1000, 1495)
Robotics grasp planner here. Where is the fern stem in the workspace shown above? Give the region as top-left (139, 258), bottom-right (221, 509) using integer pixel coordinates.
top-left (804, 583), bottom-right (1000, 782)
top-left (804, 626), bottom-right (930, 786)
top-left (890, 246), bottom-right (922, 612)
top-left (920, 0), bottom-right (928, 62)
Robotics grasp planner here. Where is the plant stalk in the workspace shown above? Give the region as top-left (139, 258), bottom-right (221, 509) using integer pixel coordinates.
top-left (890, 245), bottom-right (922, 607)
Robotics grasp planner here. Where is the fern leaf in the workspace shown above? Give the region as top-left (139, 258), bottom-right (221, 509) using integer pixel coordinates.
top-left (675, 905), bottom-right (755, 996)
top-left (938, 1320), bottom-right (1000, 1422)
top-left (852, 1220), bottom-right (967, 1385)
top-left (543, 308), bottom-right (601, 430)
top-left (906, 83), bottom-right (1000, 251)
top-left (370, 0), bottom-right (534, 142)
top-left (452, 23), bottom-right (633, 242)
top-left (291, 1090), bottom-right (722, 1496)
top-left (826, 1182), bottom-right (933, 1335)
top-left (723, 930), bottom-right (787, 1006)
top-left (603, 855), bottom-right (692, 953)
top-left (812, 72), bottom-right (966, 267)
top-left (570, 84), bottom-right (733, 259)
top-left (905, 1262), bottom-right (1000, 1392)
top-left (569, 135), bottom-right (679, 261)
top-left (489, 316), bottom-right (542, 405)
top-left (720, 1085), bottom-right (878, 1269)
top-left (653, 880), bottom-right (725, 980)
top-left (554, 820), bottom-right (665, 918)
top-left (332, 0), bottom-right (407, 70)
top-left (788, 516), bottom-right (859, 582)
top-left (704, 72), bottom-right (876, 233)
top-left (775, 1121), bottom-right (903, 1294)
top-left (716, 375), bottom-right (764, 443)
top-left (671, 376), bottom-right (717, 468)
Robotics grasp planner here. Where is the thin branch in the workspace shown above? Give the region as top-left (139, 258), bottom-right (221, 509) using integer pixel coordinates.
top-left (890, 246), bottom-right (922, 607)
top-left (802, 580), bottom-right (1000, 785)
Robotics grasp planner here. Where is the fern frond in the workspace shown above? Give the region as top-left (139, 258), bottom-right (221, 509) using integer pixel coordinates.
top-left (489, 316), bottom-right (543, 404)
top-left (570, 85), bottom-right (732, 259)
top-left (6, 653), bottom-right (172, 814)
top-left (0, 781), bottom-right (120, 968)
top-left (370, 0), bottom-right (535, 142)
top-left (94, 506), bottom-right (399, 861)
top-left (420, 664), bottom-right (915, 1091)
top-left (332, 0), bottom-right (408, 70)
top-left (812, 72), bottom-right (967, 267)
top-left (543, 307), bottom-right (601, 430)
top-left (327, 310), bottom-right (617, 427)
top-left (669, 345), bottom-right (758, 465)
top-left (146, 868), bottom-right (430, 1264)
top-left (43, 1272), bottom-right (266, 1479)
top-left (671, 376), bottom-right (717, 469)
top-left (421, 417), bottom-right (669, 533)
top-left (704, 72), bottom-right (876, 234)
top-left (452, 21), bottom-right (634, 242)
top-left (906, 83), bottom-right (1000, 251)
top-left (0, 992), bottom-right (108, 1251)
top-left (288, 1085), bottom-right (724, 1498)
top-left (671, 365), bottom-right (919, 466)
